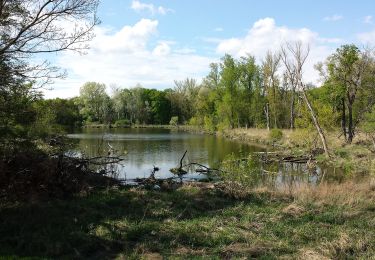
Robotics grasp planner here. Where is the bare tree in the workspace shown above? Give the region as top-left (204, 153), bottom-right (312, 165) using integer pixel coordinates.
top-left (281, 42), bottom-right (330, 157)
top-left (0, 0), bottom-right (99, 86)
top-left (262, 51), bottom-right (281, 129)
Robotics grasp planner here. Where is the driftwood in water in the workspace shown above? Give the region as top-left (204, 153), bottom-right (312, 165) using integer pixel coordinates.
top-left (281, 155), bottom-right (313, 163)
top-left (226, 152), bottom-right (314, 164)
top-left (170, 150), bottom-right (222, 175)
top-left (182, 162), bottom-right (221, 173)
top-left (170, 150), bottom-right (188, 175)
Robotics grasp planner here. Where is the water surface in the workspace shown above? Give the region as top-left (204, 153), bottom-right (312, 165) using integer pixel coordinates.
top-left (67, 128), bottom-right (344, 186)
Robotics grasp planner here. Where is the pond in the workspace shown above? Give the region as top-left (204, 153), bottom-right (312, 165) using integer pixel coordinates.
top-left (67, 128), bottom-right (345, 187)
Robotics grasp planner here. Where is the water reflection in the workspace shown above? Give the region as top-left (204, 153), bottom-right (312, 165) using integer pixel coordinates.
top-left (67, 128), bottom-right (344, 187)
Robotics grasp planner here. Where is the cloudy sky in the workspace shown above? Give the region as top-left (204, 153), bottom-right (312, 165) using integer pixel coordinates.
top-left (44, 0), bottom-right (375, 98)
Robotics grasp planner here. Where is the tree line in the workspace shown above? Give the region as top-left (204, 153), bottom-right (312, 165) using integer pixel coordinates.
top-left (62, 44), bottom-right (375, 149)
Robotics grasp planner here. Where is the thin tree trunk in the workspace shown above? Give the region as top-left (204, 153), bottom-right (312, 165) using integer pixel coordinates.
top-left (302, 89), bottom-right (330, 158)
top-left (347, 100), bottom-right (354, 144)
top-left (264, 103), bottom-right (270, 131)
top-left (273, 85), bottom-right (278, 129)
top-left (290, 90), bottom-right (295, 129)
top-left (341, 98), bottom-right (347, 142)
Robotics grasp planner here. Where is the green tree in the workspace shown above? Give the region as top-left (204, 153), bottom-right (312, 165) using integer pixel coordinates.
top-left (218, 54), bottom-right (240, 128)
top-left (78, 82), bottom-right (108, 123)
top-left (323, 44), bottom-right (373, 143)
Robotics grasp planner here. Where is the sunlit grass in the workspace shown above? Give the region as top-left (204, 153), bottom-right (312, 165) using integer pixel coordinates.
top-left (1, 179), bottom-right (374, 258)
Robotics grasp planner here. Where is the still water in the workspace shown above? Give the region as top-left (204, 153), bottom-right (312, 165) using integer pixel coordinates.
top-left (67, 128), bottom-right (344, 186)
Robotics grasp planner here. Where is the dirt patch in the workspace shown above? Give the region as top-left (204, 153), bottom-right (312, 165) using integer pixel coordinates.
top-left (298, 249), bottom-right (330, 260)
top-left (175, 246), bottom-right (206, 256)
top-left (222, 242), bottom-right (271, 258)
top-left (282, 203), bottom-right (305, 217)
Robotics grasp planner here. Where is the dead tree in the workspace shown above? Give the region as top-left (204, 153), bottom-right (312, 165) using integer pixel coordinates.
top-left (281, 42), bottom-right (330, 158)
top-left (262, 51), bottom-right (281, 129)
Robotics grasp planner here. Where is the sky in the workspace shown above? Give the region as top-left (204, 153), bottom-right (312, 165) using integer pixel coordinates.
top-left (44, 0), bottom-right (375, 98)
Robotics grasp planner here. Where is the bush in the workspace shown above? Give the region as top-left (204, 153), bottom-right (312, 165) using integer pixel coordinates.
top-left (269, 128), bottom-right (283, 141)
top-left (188, 116), bottom-right (200, 126)
top-left (169, 116), bottom-right (178, 126)
top-left (114, 119), bottom-right (130, 128)
top-left (204, 116), bottom-right (216, 133)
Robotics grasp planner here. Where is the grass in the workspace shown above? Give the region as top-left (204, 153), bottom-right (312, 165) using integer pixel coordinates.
top-left (1, 180), bottom-right (374, 259)
top-left (220, 127), bottom-right (375, 175)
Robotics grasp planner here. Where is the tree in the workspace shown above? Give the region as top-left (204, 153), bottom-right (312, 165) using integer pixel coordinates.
top-left (168, 78), bottom-right (199, 123)
top-left (0, 0), bottom-right (99, 86)
top-left (219, 54), bottom-right (240, 128)
top-left (261, 51), bottom-right (281, 129)
top-left (238, 54), bottom-right (261, 128)
top-left (78, 82), bottom-right (108, 123)
top-left (322, 45), bottom-right (373, 143)
top-left (0, 0), bottom-right (99, 143)
top-left (361, 105), bottom-right (375, 150)
top-left (149, 89), bottom-right (171, 124)
top-left (281, 42), bottom-right (330, 157)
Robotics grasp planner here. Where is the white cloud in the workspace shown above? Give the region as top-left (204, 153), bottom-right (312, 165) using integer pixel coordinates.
top-left (43, 17), bottom-right (344, 98)
top-left (43, 19), bottom-right (211, 98)
top-left (364, 15), bottom-right (373, 24)
top-left (152, 42), bottom-right (171, 56)
top-left (358, 29), bottom-right (375, 44)
top-left (131, 0), bottom-right (174, 15)
top-left (92, 19), bottom-right (158, 54)
top-left (214, 27), bottom-right (223, 32)
top-left (216, 17), bottom-right (338, 84)
top-left (323, 14), bottom-right (343, 22)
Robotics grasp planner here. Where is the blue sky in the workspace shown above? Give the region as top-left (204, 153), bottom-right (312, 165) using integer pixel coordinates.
top-left (45, 0), bottom-right (375, 98)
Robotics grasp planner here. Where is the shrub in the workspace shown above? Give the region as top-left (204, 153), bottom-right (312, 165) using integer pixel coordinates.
top-left (269, 128), bottom-right (283, 141)
top-left (204, 116), bottom-right (216, 133)
top-left (169, 116), bottom-right (178, 126)
top-left (188, 116), bottom-right (199, 126)
top-left (114, 119), bottom-right (130, 127)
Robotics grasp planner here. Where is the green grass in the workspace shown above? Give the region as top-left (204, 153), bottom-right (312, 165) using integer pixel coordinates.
top-left (1, 182), bottom-right (374, 259)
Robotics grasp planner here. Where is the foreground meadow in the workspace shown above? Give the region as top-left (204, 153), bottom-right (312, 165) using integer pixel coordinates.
top-left (1, 180), bottom-right (374, 259)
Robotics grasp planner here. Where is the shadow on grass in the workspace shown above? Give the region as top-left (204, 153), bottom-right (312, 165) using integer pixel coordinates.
top-left (0, 186), bottom-right (267, 259)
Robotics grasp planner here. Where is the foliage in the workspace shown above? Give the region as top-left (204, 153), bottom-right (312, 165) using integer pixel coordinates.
top-left (269, 128), bottom-right (283, 141)
top-left (114, 119), bottom-right (131, 128)
top-left (361, 105), bottom-right (375, 148)
top-left (77, 82), bottom-right (109, 123)
top-left (204, 115), bottom-right (216, 133)
top-left (169, 116), bottom-right (179, 126)
top-left (221, 154), bottom-right (262, 186)
top-left (320, 44), bottom-right (375, 143)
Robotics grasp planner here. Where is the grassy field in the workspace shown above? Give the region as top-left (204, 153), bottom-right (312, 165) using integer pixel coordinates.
top-left (1, 180), bottom-right (374, 259)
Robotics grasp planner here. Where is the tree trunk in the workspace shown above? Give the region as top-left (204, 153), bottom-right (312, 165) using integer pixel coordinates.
top-left (302, 89), bottom-right (330, 158)
top-left (290, 91), bottom-right (295, 129)
top-left (273, 85), bottom-right (278, 129)
top-left (341, 98), bottom-right (347, 142)
top-left (347, 100), bottom-right (354, 144)
top-left (264, 103), bottom-right (270, 131)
